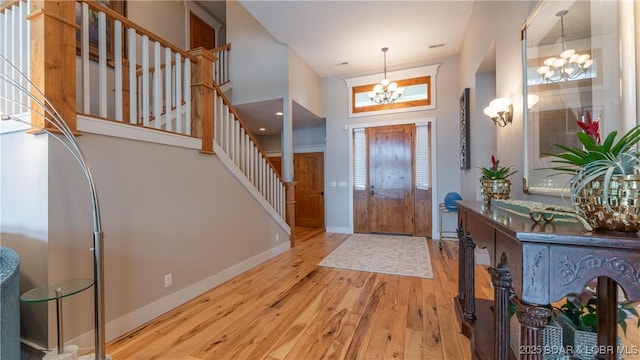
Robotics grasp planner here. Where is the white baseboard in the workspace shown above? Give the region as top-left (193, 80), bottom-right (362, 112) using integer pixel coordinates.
top-left (325, 226), bottom-right (350, 234)
top-left (69, 241), bottom-right (291, 348)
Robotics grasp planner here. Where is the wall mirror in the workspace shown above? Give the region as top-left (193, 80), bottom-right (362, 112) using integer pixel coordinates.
top-left (522, 0), bottom-right (637, 196)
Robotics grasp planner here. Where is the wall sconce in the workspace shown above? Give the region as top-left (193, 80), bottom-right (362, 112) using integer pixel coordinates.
top-left (527, 94), bottom-right (539, 109)
top-left (483, 97), bottom-right (513, 127)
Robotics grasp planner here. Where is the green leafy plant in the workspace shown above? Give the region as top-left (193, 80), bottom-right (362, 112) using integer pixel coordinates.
top-left (557, 291), bottom-right (598, 331)
top-left (555, 283), bottom-right (640, 336)
top-left (479, 155), bottom-right (516, 180)
top-left (544, 111), bottom-right (640, 205)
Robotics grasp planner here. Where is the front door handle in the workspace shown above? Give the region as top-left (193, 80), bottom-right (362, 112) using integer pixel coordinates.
top-left (370, 185), bottom-right (375, 196)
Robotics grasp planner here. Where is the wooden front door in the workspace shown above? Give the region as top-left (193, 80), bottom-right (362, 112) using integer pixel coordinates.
top-left (294, 152), bottom-right (325, 227)
top-left (190, 12), bottom-right (215, 50)
top-left (367, 125), bottom-right (414, 235)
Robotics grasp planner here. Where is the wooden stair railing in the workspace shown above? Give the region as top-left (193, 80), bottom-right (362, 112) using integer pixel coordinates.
top-left (3, 0), bottom-right (290, 228)
top-left (0, 0), bottom-right (30, 116)
top-left (76, 0), bottom-right (199, 135)
top-left (209, 44), bottom-right (231, 87)
top-left (131, 43), bottom-right (231, 131)
top-left (210, 83), bottom-right (287, 221)
top-left (71, 1), bottom-right (287, 222)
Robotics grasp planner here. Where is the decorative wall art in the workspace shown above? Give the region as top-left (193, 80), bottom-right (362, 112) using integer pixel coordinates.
top-left (75, 0), bottom-right (127, 61)
top-left (459, 88), bottom-right (470, 170)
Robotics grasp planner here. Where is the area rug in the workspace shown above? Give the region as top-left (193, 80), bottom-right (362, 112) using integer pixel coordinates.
top-left (318, 233), bottom-right (433, 279)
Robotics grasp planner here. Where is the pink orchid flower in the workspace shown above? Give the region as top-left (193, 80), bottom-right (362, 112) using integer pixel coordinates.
top-left (491, 155), bottom-right (499, 171)
top-left (577, 110), bottom-right (601, 144)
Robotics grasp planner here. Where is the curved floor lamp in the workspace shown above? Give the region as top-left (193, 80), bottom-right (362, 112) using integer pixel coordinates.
top-left (0, 55), bottom-right (109, 360)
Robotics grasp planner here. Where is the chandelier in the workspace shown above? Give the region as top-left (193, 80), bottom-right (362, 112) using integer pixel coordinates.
top-left (368, 47), bottom-right (404, 104)
top-left (537, 10), bottom-right (593, 82)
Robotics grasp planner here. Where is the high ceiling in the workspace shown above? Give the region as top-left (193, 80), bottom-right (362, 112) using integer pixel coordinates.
top-left (201, 1), bottom-right (476, 135)
top-left (239, 1), bottom-right (475, 78)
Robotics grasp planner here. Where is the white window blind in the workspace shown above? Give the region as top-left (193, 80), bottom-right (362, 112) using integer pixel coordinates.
top-left (416, 124), bottom-right (430, 190)
top-left (354, 128), bottom-right (366, 190)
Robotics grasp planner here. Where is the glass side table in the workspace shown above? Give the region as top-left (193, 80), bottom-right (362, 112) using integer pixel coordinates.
top-left (21, 279), bottom-right (94, 359)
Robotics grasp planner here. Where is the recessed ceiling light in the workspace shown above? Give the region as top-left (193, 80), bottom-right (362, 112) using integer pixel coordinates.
top-left (259, 127), bottom-right (266, 131)
top-left (276, 112), bottom-right (283, 116)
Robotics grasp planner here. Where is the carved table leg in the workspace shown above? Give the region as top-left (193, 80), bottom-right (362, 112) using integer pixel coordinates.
top-left (457, 222), bottom-right (465, 301)
top-left (489, 266), bottom-right (512, 360)
top-left (596, 276), bottom-right (618, 360)
top-left (512, 297), bottom-right (551, 360)
top-left (464, 233), bottom-right (476, 321)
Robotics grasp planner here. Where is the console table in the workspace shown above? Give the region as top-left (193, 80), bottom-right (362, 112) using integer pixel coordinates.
top-left (454, 201), bottom-right (640, 360)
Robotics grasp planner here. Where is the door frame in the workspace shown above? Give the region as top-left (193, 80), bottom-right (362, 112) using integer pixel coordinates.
top-left (347, 116), bottom-right (438, 238)
top-left (266, 145), bottom-right (327, 228)
top-left (294, 151), bottom-right (326, 228)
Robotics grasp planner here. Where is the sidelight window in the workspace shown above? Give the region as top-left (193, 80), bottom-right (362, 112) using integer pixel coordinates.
top-left (415, 124), bottom-right (430, 190)
top-left (353, 128), bottom-right (366, 190)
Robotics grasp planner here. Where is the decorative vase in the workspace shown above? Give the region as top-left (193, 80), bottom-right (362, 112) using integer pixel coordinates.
top-left (481, 179), bottom-right (511, 203)
top-left (573, 174), bottom-right (640, 232)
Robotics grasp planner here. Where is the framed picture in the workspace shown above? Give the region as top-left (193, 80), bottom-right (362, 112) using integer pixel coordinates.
top-left (459, 88), bottom-right (470, 170)
top-left (75, 0), bottom-right (127, 62)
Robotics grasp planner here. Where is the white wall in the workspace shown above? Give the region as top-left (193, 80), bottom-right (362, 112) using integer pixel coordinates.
top-left (289, 48), bottom-right (323, 118)
top-left (466, 72), bottom-right (496, 202)
top-left (459, 0), bottom-right (540, 202)
top-left (258, 124), bottom-right (326, 154)
top-left (227, 1), bottom-right (288, 105)
top-left (127, 1), bottom-right (188, 49)
top-left (0, 131), bottom-right (50, 345)
top-left (2, 125), bottom-right (291, 348)
top-left (322, 55), bottom-right (460, 234)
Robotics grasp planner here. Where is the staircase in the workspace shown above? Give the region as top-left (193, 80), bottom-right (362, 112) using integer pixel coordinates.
top-left (1, 1), bottom-right (295, 353)
top-left (1, 0), bottom-right (288, 229)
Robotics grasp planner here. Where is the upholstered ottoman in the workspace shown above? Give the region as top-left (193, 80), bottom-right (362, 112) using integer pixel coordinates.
top-left (1, 246), bottom-right (20, 360)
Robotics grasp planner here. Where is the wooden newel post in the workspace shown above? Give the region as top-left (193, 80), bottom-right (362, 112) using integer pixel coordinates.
top-left (188, 47), bottom-right (217, 154)
top-left (121, 59), bottom-right (130, 124)
top-left (285, 182), bottom-right (296, 247)
top-left (27, 0), bottom-right (78, 132)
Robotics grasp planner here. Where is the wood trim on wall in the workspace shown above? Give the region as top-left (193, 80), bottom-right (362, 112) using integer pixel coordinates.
top-left (351, 76), bottom-right (432, 114)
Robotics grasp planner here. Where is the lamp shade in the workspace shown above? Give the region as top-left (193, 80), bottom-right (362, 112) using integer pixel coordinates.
top-left (489, 97), bottom-right (512, 113)
top-left (560, 48), bottom-right (576, 59)
top-left (483, 106), bottom-right (498, 118)
top-left (527, 94), bottom-right (539, 109)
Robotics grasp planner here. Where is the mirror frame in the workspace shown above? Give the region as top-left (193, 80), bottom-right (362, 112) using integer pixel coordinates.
top-left (521, 1), bottom-right (637, 197)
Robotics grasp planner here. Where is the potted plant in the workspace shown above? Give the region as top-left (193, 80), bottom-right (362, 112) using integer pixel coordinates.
top-left (478, 155), bottom-right (517, 203)
top-left (553, 281), bottom-right (639, 360)
top-left (545, 111), bottom-right (640, 231)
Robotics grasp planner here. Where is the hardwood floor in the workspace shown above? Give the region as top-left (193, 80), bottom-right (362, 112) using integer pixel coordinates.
top-left (106, 228), bottom-right (640, 359)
